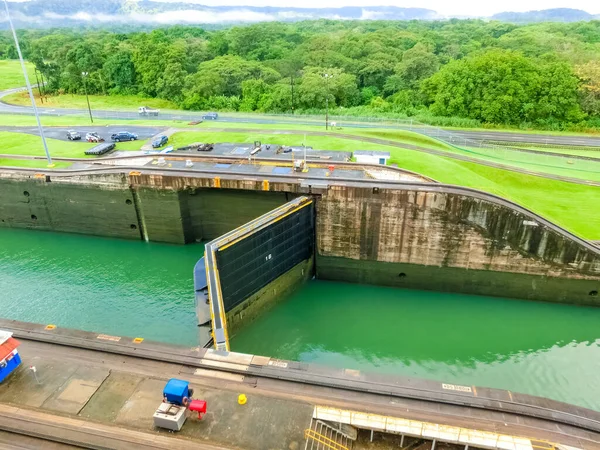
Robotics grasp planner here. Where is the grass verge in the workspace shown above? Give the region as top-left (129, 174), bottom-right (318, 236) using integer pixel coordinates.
top-left (3, 92), bottom-right (178, 111)
top-left (0, 61), bottom-right (36, 91)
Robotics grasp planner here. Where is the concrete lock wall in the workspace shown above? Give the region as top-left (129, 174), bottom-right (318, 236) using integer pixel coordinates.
top-left (0, 175), bottom-right (292, 244)
top-left (316, 186), bottom-right (600, 305)
top-left (0, 176), bottom-right (140, 240)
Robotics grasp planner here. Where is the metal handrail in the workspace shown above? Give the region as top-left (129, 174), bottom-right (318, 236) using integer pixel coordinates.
top-left (304, 429), bottom-right (349, 450)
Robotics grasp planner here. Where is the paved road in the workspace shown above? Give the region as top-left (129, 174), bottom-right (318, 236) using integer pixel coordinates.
top-left (449, 130), bottom-right (600, 147)
top-left (0, 125), bottom-right (166, 142)
top-left (3, 87), bottom-right (600, 147)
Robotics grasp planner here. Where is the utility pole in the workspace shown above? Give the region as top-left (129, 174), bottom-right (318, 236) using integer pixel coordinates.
top-left (81, 71), bottom-right (93, 124)
top-left (39, 70), bottom-right (48, 102)
top-left (290, 75), bottom-right (295, 115)
top-left (3, 0), bottom-right (53, 167)
top-left (34, 68), bottom-right (43, 104)
top-left (323, 73), bottom-right (332, 130)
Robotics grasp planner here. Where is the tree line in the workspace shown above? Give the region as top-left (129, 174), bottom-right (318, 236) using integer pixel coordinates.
top-left (1, 19), bottom-right (600, 129)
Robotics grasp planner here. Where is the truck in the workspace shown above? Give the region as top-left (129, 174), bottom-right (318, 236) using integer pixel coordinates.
top-left (138, 106), bottom-right (159, 116)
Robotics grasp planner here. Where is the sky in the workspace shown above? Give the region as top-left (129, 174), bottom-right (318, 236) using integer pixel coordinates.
top-left (153, 0), bottom-right (600, 17)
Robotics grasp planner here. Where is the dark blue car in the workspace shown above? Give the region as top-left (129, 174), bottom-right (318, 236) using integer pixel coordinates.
top-left (152, 135), bottom-right (168, 148)
top-left (111, 131), bottom-right (138, 142)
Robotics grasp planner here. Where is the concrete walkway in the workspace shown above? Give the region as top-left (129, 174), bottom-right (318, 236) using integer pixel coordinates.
top-left (0, 340), bottom-right (312, 450)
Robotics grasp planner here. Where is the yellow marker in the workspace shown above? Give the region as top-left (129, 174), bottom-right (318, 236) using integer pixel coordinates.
top-left (214, 176), bottom-right (221, 188)
top-left (45, 324), bottom-right (56, 330)
top-left (47, 163), bottom-right (56, 169)
top-left (238, 394), bottom-right (247, 405)
top-left (262, 180), bottom-right (269, 191)
top-left (133, 337), bottom-right (144, 344)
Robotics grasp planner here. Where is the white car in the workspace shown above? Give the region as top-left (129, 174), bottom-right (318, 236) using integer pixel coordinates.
top-left (85, 132), bottom-right (104, 143)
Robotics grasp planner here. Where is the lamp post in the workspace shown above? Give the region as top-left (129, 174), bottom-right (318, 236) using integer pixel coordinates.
top-left (323, 73), bottom-right (332, 130)
top-left (290, 75), bottom-right (295, 115)
top-left (3, 0), bottom-right (53, 167)
top-left (81, 71), bottom-right (93, 124)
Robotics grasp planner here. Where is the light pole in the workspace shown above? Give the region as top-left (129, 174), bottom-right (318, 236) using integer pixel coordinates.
top-left (81, 71), bottom-right (93, 123)
top-left (3, 0), bottom-right (53, 167)
top-left (290, 75), bottom-right (295, 115)
top-left (33, 68), bottom-right (43, 104)
top-left (323, 73), bottom-right (332, 130)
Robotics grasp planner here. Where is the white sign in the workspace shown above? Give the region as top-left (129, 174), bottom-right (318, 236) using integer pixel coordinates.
top-left (442, 383), bottom-right (472, 393)
top-left (97, 334), bottom-right (122, 342)
top-left (268, 360), bottom-right (288, 368)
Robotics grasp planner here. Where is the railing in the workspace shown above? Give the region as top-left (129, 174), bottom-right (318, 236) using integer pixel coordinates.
top-left (304, 429), bottom-right (349, 450)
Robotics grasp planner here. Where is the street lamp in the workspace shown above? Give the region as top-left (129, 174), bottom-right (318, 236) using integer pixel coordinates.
top-left (81, 71), bottom-right (93, 124)
top-left (323, 73), bottom-right (333, 130)
top-left (3, 0), bottom-right (53, 167)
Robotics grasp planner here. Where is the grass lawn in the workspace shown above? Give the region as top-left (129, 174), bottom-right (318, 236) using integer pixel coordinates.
top-left (0, 131), bottom-right (95, 158)
top-left (508, 145), bottom-right (600, 158)
top-left (168, 130), bottom-right (600, 240)
top-left (0, 60), bottom-right (36, 91)
top-left (0, 158), bottom-right (71, 169)
top-left (3, 92), bottom-right (178, 111)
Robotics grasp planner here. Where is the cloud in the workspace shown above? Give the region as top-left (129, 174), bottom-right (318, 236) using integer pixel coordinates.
top-left (40, 9), bottom-right (278, 24)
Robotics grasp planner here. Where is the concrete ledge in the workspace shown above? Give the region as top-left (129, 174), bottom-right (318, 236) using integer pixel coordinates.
top-left (0, 404), bottom-right (229, 450)
top-left (1, 319), bottom-right (599, 435)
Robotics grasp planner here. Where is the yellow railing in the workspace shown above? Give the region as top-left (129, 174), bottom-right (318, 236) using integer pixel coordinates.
top-left (304, 429), bottom-right (349, 450)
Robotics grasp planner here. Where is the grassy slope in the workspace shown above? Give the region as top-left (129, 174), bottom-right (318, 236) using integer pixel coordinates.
top-left (0, 61), bottom-right (36, 90)
top-left (3, 91), bottom-right (178, 111)
top-left (168, 130), bottom-right (600, 240)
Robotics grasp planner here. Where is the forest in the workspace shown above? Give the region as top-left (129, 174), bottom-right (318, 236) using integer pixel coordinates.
top-left (1, 19), bottom-right (600, 130)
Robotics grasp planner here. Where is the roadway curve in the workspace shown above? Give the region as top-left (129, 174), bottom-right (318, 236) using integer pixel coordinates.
top-left (2, 86), bottom-right (600, 147)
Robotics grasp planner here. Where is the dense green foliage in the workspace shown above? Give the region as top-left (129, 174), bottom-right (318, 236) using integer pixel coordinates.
top-left (3, 19), bottom-right (600, 129)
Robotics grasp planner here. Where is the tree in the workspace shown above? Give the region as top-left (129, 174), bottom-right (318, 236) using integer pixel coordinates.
top-left (296, 67), bottom-right (360, 109)
top-left (575, 61), bottom-right (600, 116)
top-left (385, 43), bottom-right (439, 94)
top-left (240, 79), bottom-right (271, 112)
top-left (103, 49), bottom-right (136, 94)
top-left (422, 49), bottom-right (582, 124)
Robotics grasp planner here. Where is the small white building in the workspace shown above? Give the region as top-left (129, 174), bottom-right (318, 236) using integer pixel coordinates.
top-left (353, 151), bottom-right (390, 165)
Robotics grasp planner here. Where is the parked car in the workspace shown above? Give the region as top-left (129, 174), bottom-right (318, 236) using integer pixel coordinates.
top-left (111, 131), bottom-right (138, 142)
top-left (202, 112), bottom-right (218, 120)
top-left (138, 106), bottom-right (159, 116)
top-left (66, 130), bottom-right (81, 140)
top-left (85, 132), bottom-right (104, 143)
top-left (152, 135), bottom-right (168, 148)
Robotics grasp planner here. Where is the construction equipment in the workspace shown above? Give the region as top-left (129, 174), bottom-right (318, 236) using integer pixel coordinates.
top-left (153, 379), bottom-right (206, 432)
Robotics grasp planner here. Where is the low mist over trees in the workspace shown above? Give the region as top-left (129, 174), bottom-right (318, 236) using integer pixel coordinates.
top-left (5, 19), bottom-right (600, 129)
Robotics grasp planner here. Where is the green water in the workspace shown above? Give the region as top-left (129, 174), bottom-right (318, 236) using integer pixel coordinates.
top-left (0, 228), bottom-right (201, 345)
top-left (1, 229), bottom-right (600, 410)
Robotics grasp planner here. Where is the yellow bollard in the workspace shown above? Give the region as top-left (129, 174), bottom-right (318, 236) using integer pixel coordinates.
top-left (238, 394), bottom-right (247, 405)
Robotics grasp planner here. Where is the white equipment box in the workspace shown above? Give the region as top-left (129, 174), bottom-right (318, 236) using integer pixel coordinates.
top-left (153, 402), bottom-right (187, 431)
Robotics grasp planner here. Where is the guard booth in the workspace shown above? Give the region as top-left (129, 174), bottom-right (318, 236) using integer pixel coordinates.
top-left (0, 330), bottom-right (21, 383)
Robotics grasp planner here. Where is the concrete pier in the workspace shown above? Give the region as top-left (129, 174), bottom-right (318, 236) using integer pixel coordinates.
top-left (0, 320), bottom-right (598, 450)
